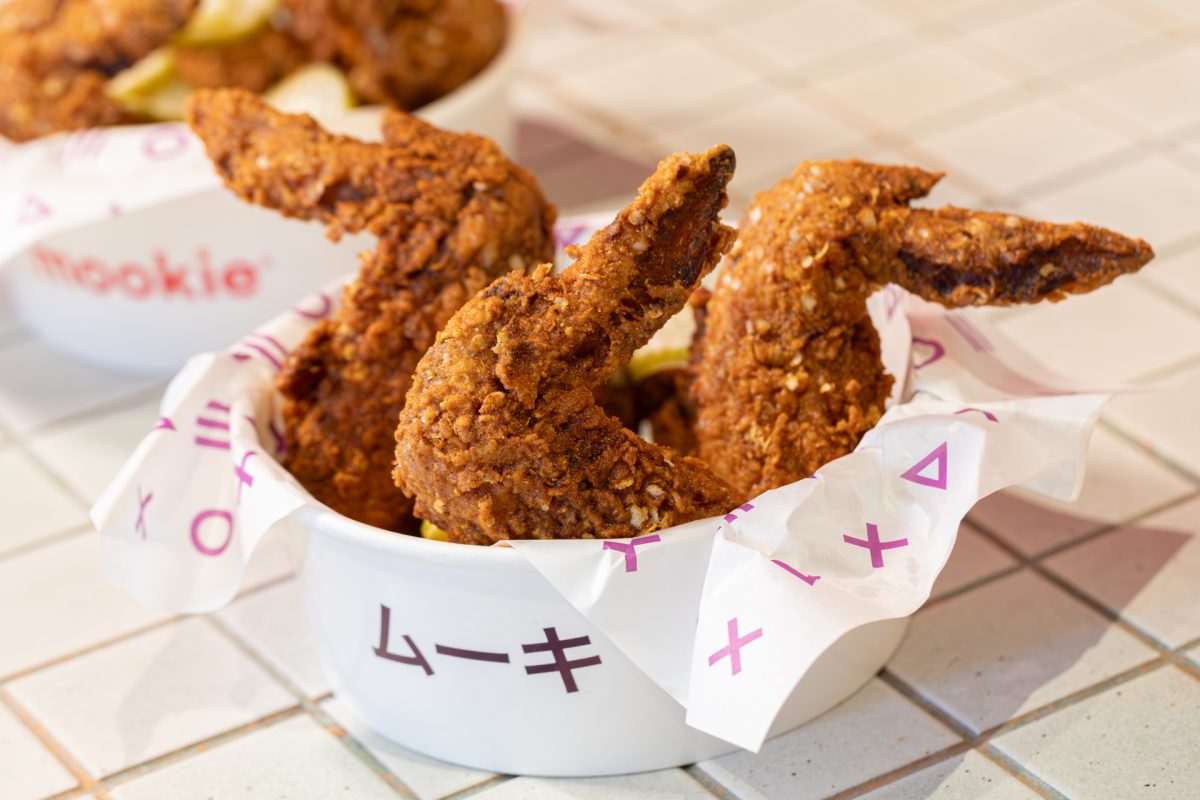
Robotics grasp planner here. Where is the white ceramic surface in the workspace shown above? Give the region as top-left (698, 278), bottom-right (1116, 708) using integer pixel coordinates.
top-left (301, 506), bottom-right (909, 777)
top-left (5, 19), bottom-right (520, 377)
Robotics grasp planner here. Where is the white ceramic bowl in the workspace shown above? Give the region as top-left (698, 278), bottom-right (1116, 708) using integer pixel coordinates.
top-left (5, 18), bottom-right (521, 376)
top-left (300, 505), bottom-right (908, 776)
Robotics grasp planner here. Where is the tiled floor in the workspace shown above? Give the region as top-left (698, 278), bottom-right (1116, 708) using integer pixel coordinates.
top-left (2, 0), bottom-right (1200, 798)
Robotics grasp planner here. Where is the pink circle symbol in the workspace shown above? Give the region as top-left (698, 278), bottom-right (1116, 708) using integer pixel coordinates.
top-left (294, 291), bottom-right (332, 320)
top-left (142, 125), bottom-right (191, 160)
top-left (190, 509), bottom-right (234, 556)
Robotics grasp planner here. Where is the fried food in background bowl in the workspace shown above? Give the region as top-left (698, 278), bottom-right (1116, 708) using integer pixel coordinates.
top-left (0, 3), bottom-right (527, 375)
top-left (0, 0), bottom-right (507, 141)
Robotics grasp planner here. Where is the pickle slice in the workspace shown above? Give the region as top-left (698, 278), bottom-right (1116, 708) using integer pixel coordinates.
top-left (264, 63), bottom-right (356, 117)
top-left (176, 0), bottom-right (279, 46)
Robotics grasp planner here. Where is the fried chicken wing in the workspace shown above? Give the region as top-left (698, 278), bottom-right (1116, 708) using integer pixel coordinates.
top-left (186, 88), bottom-right (555, 530)
top-left (692, 160), bottom-right (1154, 500)
top-left (394, 146), bottom-right (741, 544)
top-left (0, 0), bottom-right (197, 140)
top-left (283, 0), bottom-right (505, 110)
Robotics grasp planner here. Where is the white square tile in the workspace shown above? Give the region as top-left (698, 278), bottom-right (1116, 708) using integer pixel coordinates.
top-left (1079, 45), bottom-right (1200, 135)
top-left (0, 340), bottom-right (158, 436)
top-left (919, 97), bottom-right (1128, 196)
top-left (109, 713), bottom-right (397, 800)
top-left (556, 39), bottom-right (761, 127)
top-left (0, 532), bottom-right (172, 679)
top-left (887, 570), bottom-right (1157, 733)
top-left (1104, 361), bottom-right (1200, 478)
top-left (967, 426), bottom-right (1197, 556)
top-left (970, 1), bottom-right (1155, 77)
top-left (322, 698), bottom-right (496, 800)
top-left (657, 89), bottom-right (862, 197)
top-left (1043, 496), bottom-right (1200, 648)
top-left (993, 667), bottom-right (1200, 797)
top-left (8, 617), bottom-right (295, 777)
top-left (1022, 155), bottom-right (1200, 252)
top-left (217, 578), bottom-right (328, 698)
top-left (818, 43), bottom-right (1012, 132)
top-left (0, 447), bottom-right (88, 556)
top-left (0, 699), bottom-right (78, 800)
top-left (996, 275), bottom-right (1200, 383)
top-left (472, 770), bottom-right (712, 799)
top-left (858, 749), bottom-right (1040, 800)
top-left (932, 522), bottom-right (1018, 599)
top-left (698, 679), bottom-right (960, 800)
top-left (724, 0), bottom-right (908, 71)
top-left (24, 398), bottom-right (159, 505)
top-left (1139, 245), bottom-right (1200, 315)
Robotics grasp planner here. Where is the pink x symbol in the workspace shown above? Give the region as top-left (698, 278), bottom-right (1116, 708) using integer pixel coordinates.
top-left (772, 559), bottom-right (820, 585)
top-left (955, 407), bottom-right (998, 423)
top-left (708, 617), bottom-right (763, 676)
top-left (843, 522), bottom-right (908, 568)
top-left (135, 485), bottom-right (153, 539)
top-left (602, 534), bottom-right (661, 572)
top-left (234, 451), bottom-right (256, 504)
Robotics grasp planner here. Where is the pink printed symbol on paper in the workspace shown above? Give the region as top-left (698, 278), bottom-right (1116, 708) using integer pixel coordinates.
top-left (294, 291), bottom-right (332, 320)
top-left (62, 128), bottom-right (107, 162)
top-left (912, 337), bottom-right (945, 369)
top-left (135, 485), bottom-right (153, 539)
top-left (142, 125), bottom-right (190, 160)
top-left (231, 331), bottom-right (288, 371)
top-left (884, 285), bottom-right (900, 320)
top-left (772, 559), bottom-right (819, 586)
top-left (946, 314), bottom-right (993, 353)
top-left (955, 407), bottom-right (998, 423)
top-left (708, 617), bottom-right (763, 676)
top-left (723, 502), bottom-right (755, 524)
top-left (554, 222), bottom-right (589, 250)
top-left (190, 509), bottom-right (233, 556)
top-left (234, 451), bottom-right (256, 503)
top-left (109, 202), bottom-right (122, 217)
top-left (522, 627), bottom-right (602, 693)
top-left (195, 400), bottom-right (231, 450)
top-left (900, 441), bottom-right (948, 490)
top-left (844, 522), bottom-right (908, 569)
top-left (153, 416), bottom-right (176, 432)
top-left (602, 534), bottom-right (661, 572)
top-left (17, 194), bottom-right (52, 226)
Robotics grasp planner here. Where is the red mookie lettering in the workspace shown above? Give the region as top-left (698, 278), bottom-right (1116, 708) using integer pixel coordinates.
top-left (30, 244), bottom-right (269, 301)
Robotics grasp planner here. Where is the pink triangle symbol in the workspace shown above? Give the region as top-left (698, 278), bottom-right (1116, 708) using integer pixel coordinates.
top-left (901, 441), bottom-right (947, 490)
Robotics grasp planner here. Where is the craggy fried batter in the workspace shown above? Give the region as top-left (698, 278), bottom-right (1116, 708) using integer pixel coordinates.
top-left (394, 146), bottom-right (741, 545)
top-left (692, 160), bottom-right (1154, 501)
top-left (176, 29), bottom-right (308, 93)
top-left (0, 0), bottom-right (197, 140)
top-left (283, 0), bottom-right (505, 110)
top-left (186, 88), bottom-right (555, 531)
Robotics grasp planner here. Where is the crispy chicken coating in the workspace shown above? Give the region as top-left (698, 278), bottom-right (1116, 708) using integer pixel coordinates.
top-left (283, 0), bottom-right (505, 110)
top-left (186, 88), bottom-right (555, 531)
top-left (176, 29), bottom-right (309, 93)
top-left (0, 0), bottom-right (197, 140)
top-left (394, 146), bottom-right (741, 544)
top-left (692, 160), bottom-right (1155, 501)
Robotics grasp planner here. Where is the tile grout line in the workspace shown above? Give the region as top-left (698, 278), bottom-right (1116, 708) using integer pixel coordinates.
top-left (0, 570), bottom-right (295, 685)
top-left (920, 487), bottom-right (1200, 616)
top-left (0, 686), bottom-right (101, 798)
top-left (831, 658), bottom-right (1173, 799)
top-left (76, 704), bottom-right (309, 798)
top-left (203, 614), bottom-right (427, 800)
top-left (977, 744), bottom-right (1071, 800)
